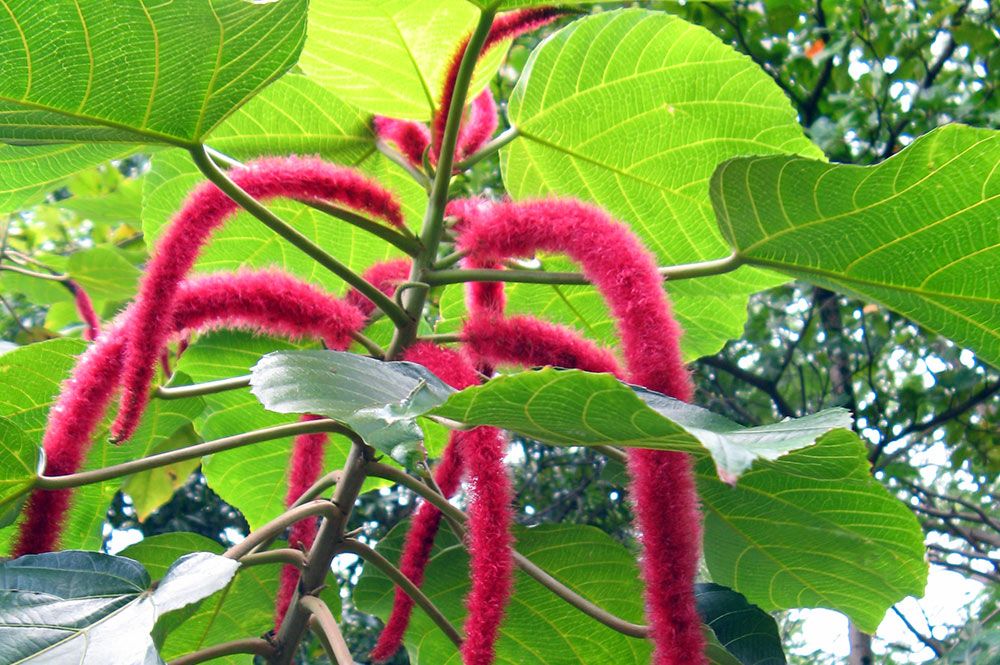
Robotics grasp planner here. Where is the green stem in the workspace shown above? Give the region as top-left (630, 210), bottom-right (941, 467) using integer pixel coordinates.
top-left (433, 249), bottom-right (469, 270)
top-left (224, 500), bottom-right (341, 561)
top-left (190, 144), bottom-right (412, 329)
top-left (425, 253), bottom-right (744, 286)
top-left (351, 331), bottom-right (386, 359)
top-left (376, 138), bottom-right (432, 191)
top-left (454, 126), bottom-right (520, 170)
top-left (386, 7), bottom-right (498, 358)
top-left (239, 548), bottom-right (307, 568)
top-left (167, 639), bottom-right (275, 665)
top-left (37, 419), bottom-right (351, 489)
top-left (154, 375), bottom-right (251, 400)
top-left (417, 333), bottom-right (462, 344)
top-left (0, 264), bottom-right (68, 282)
top-left (304, 199), bottom-right (423, 256)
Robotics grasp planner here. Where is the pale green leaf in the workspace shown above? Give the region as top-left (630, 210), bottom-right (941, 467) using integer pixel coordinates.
top-left (0, 0), bottom-right (306, 145)
top-left (714, 124), bottom-right (1000, 367)
top-left (67, 246), bottom-right (141, 302)
top-left (431, 367), bottom-right (850, 481)
top-left (300, 0), bottom-right (507, 119)
top-left (0, 416), bottom-right (38, 529)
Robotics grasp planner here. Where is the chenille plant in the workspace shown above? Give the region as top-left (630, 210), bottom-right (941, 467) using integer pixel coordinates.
top-left (0, 2), bottom-right (996, 665)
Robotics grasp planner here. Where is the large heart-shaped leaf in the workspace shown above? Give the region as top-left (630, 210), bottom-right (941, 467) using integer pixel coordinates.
top-left (0, 550), bottom-right (238, 664)
top-left (696, 430), bottom-right (927, 632)
top-left (251, 349), bottom-right (454, 462)
top-left (432, 367), bottom-right (851, 482)
top-left (355, 523), bottom-right (654, 664)
top-left (494, 9), bottom-right (824, 358)
top-left (0, 416), bottom-right (38, 529)
top-left (300, 0), bottom-right (507, 119)
top-left (0, 0), bottom-right (306, 146)
top-left (713, 124), bottom-right (1000, 368)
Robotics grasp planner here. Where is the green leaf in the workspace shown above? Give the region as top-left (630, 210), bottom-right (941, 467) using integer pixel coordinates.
top-left (355, 523), bottom-right (653, 664)
top-left (432, 367), bottom-right (851, 482)
top-left (300, 0), bottom-right (507, 119)
top-left (0, 144), bottom-right (135, 214)
top-left (713, 124), bottom-right (1000, 368)
top-left (0, 550), bottom-right (237, 664)
top-left (0, 338), bottom-right (87, 438)
top-left (67, 246), bottom-right (141, 302)
top-left (141, 75), bottom-right (425, 296)
top-left (121, 424), bottom-right (201, 523)
top-left (500, 9), bottom-right (823, 357)
top-left (250, 349), bottom-right (454, 463)
top-left (694, 583), bottom-right (786, 665)
top-left (696, 430), bottom-right (928, 632)
top-left (178, 333), bottom-right (387, 530)
top-left (0, 0), bottom-right (306, 145)
top-left (0, 416), bottom-right (38, 529)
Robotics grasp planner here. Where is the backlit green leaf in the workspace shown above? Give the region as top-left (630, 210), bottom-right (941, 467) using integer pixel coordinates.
top-left (713, 124), bottom-right (1000, 367)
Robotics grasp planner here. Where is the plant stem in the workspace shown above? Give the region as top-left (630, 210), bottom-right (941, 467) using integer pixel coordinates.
top-left (340, 538), bottom-right (464, 648)
top-left (37, 419), bottom-right (350, 489)
top-left (425, 253), bottom-right (743, 286)
top-left (433, 249), bottom-right (469, 269)
top-left (0, 264), bottom-right (69, 282)
top-left (365, 462), bottom-right (649, 638)
top-left (239, 548), bottom-right (307, 569)
top-left (417, 333), bottom-right (462, 345)
top-left (304, 199), bottom-right (423, 256)
top-left (272, 440), bottom-right (373, 664)
top-left (386, 7), bottom-right (498, 358)
top-left (225, 500), bottom-right (341, 561)
top-left (300, 596), bottom-right (355, 665)
top-left (454, 126), bottom-right (520, 170)
top-left (154, 375), bottom-right (251, 400)
top-left (351, 330), bottom-right (387, 359)
top-left (376, 138), bottom-right (432, 191)
top-left (167, 638), bottom-right (275, 665)
top-left (190, 144), bottom-right (412, 329)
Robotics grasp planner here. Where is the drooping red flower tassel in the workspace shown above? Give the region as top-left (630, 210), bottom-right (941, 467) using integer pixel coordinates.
top-left (67, 280), bottom-right (100, 341)
top-left (346, 258), bottom-right (412, 319)
top-left (372, 342), bottom-right (514, 665)
top-left (275, 414), bottom-right (331, 626)
top-left (453, 197), bottom-right (704, 664)
top-left (456, 89), bottom-right (499, 161)
top-left (432, 8), bottom-right (564, 161)
top-left (112, 157), bottom-right (403, 443)
top-left (373, 116), bottom-right (432, 168)
top-left (13, 270), bottom-right (365, 558)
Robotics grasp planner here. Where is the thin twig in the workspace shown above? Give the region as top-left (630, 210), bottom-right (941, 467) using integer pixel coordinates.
top-left (167, 638), bottom-right (275, 665)
top-left (352, 330), bottom-right (387, 359)
top-left (0, 264), bottom-right (70, 282)
top-left (154, 374), bottom-right (252, 400)
top-left (454, 126), bottom-right (520, 170)
top-left (376, 138), bottom-right (432, 191)
top-left (239, 548), bottom-right (307, 568)
top-left (340, 538), bottom-right (464, 647)
top-left (224, 500), bottom-right (341, 561)
top-left (301, 596), bottom-right (356, 665)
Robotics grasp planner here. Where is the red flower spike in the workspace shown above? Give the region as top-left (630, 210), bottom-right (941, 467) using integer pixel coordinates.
top-left (463, 314), bottom-right (622, 376)
top-left (13, 270), bottom-right (365, 558)
top-left (456, 89), bottom-right (499, 162)
top-left (432, 8), bottom-right (564, 160)
top-left (68, 280), bottom-right (100, 341)
top-left (374, 116), bottom-right (432, 168)
top-left (454, 197), bottom-right (704, 664)
top-left (113, 157), bottom-right (401, 443)
top-left (347, 258), bottom-right (413, 319)
top-left (275, 414), bottom-right (330, 627)
top-left (370, 343), bottom-right (492, 663)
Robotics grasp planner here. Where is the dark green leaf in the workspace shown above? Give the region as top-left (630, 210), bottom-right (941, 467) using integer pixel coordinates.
top-left (695, 583), bottom-right (786, 665)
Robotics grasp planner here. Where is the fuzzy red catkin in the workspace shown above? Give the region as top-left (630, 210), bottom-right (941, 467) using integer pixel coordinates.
top-left (113, 157), bottom-right (403, 443)
top-left (275, 414), bottom-right (331, 627)
top-left (455, 89), bottom-right (499, 162)
top-left (432, 8), bottom-right (564, 160)
top-left (346, 258), bottom-right (413, 319)
top-left (68, 280), bottom-right (100, 341)
top-left (453, 197), bottom-right (704, 664)
top-left (373, 116), bottom-right (432, 168)
top-left (370, 343), bottom-right (509, 664)
top-left (13, 270), bottom-right (365, 558)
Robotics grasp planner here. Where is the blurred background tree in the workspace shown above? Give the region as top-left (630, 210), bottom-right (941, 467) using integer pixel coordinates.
top-left (1, 1), bottom-right (996, 663)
